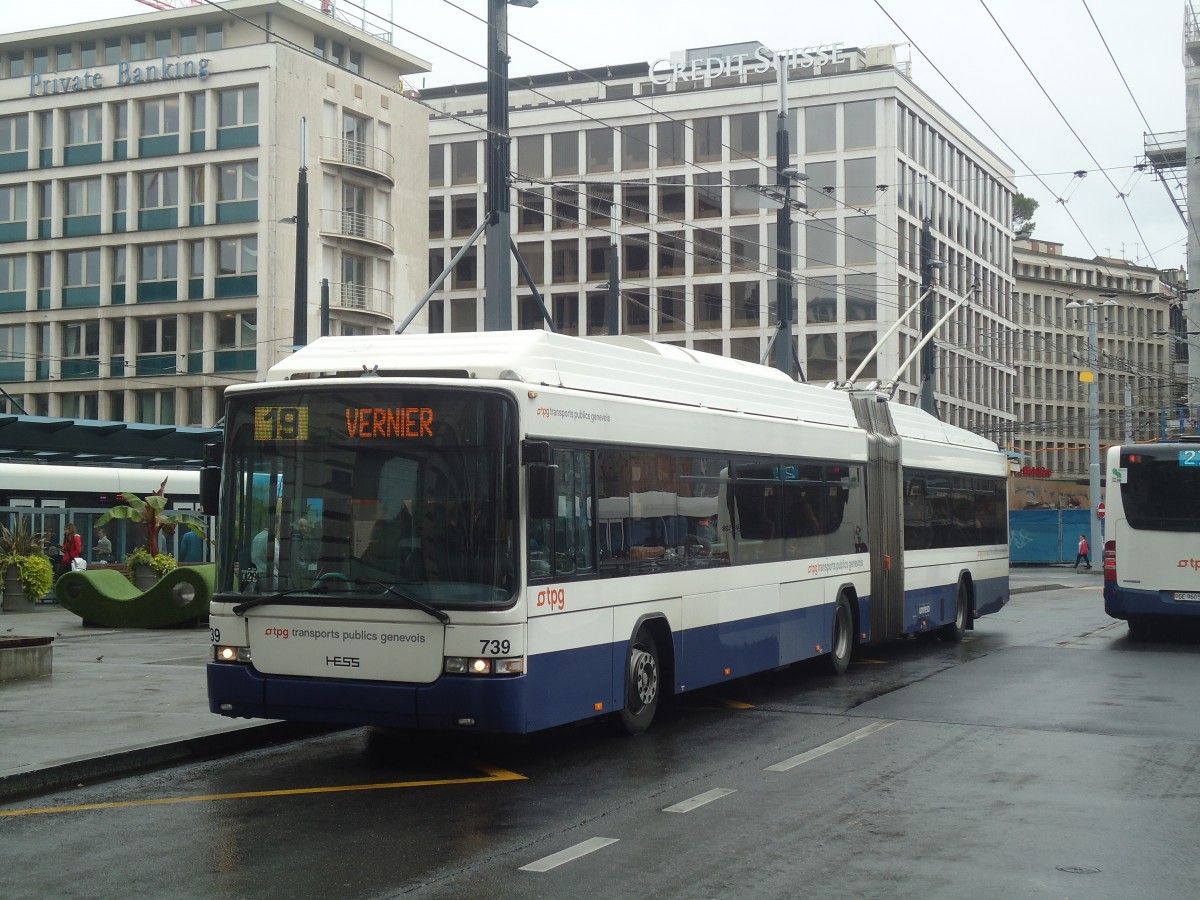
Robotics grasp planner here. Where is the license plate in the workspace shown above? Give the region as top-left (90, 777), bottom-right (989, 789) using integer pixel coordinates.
top-left (1175, 592), bottom-right (1200, 602)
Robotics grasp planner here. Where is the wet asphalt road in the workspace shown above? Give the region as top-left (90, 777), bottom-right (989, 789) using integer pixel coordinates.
top-left (3, 580), bottom-right (1199, 900)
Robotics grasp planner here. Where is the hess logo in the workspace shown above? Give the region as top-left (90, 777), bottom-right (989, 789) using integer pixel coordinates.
top-left (326, 656), bottom-right (360, 668)
top-left (536, 588), bottom-right (566, 611)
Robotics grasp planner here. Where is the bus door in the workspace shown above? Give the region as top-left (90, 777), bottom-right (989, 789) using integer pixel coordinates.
top-left (850, 393), bottom-right (905, 642)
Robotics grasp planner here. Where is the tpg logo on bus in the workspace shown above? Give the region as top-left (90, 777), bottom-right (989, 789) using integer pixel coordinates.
top-left (536, 588), bottom-right (566, 611)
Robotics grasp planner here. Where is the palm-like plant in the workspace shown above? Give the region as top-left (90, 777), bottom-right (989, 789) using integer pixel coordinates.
top-left (96, 478), bottom-right (206, 557)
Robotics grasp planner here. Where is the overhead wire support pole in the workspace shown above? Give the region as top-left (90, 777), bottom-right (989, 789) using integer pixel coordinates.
top-left (918, 174), bottom-right (937, 416)
top-left (772, 52), bottom-right (794, 380)
top-left (484, 0), bottom-right (516, 331)
top-left (291, 117), bottom-right (309, 350)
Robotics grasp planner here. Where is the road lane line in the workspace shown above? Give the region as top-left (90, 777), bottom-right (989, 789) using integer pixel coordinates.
top-left (0, 763), bottom-right (526, 818)
top-left (764, 720), bottom-right (896, 772)
top-left (519, 837), bottom-right (619, 872)
top-left (662, 788), bottom-right (736, 813)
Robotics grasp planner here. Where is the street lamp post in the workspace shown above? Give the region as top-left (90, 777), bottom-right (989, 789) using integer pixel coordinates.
top-left (1067, 294), bottom-right (1118, 564)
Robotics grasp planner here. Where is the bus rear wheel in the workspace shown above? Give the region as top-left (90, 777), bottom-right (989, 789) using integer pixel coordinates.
top-left (1127, 616), bottom-right (1150, 639)
top-left (618, 629), bottom-right (660, 735)
top-left (825, 595), bottom-right (853, 675)
top-left (940, 580), bottom-right (969, 642)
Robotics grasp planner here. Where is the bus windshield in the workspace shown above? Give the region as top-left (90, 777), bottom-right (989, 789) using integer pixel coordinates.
top-left (218, 386), bottom-right (517, 608)
top-left (1120, 446), bottom-right (1200, 532)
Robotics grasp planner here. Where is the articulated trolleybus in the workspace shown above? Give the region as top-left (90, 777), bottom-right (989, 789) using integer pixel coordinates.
top-left (1103, 441), bottom-right (1200, 635)
top-left (206, 332), bottom-right (1008, 734)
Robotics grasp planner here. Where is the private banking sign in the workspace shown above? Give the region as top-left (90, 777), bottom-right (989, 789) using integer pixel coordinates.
top-left (28, 56), bottom-right (212, 97)
top-left (650, 43), bottom-right (846, 85)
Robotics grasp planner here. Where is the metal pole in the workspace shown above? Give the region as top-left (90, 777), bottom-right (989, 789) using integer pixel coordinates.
top-left (292, 118), bottom-right (309, 349)
top-left (1087, 304), bottom-right (1101, 564)
top-left (484, 0), bottom-right (513, 331)
top-left (773, 57), bottom-right (794, 379)
top-left (918, 176), bottom-right (936, 415)
top-left (1124, 379), bottom-right (1133, 444)
top-left (608, 204), bottom-right (620, 335)
top-left (320, 278), bottom-right (330, 337)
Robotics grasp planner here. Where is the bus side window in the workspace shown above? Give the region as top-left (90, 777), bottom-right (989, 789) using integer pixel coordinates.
top-left (528, 449), bottom-right (594, 579)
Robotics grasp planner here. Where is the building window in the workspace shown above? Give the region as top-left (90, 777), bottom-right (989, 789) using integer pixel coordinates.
top-left (151, 31), bottom-right (172, 57)
top-left (180, 28), bottom-right (198, 55)
top-left (129, 35), bottom-right (147, 62)
top-left (138, 242), bottom-right (179, 301)
top-left (104, 38), bottom-right (121, 65)
top-left (137, 390), bottom-right (176, 425)
top-left (215, 311), bottom-right (256, 371)
top-left (141, 97), bottom-right (180, 137)
top-left (140, 169), bottom-right (179, 211)
top-left (806, 277), bottom-right (837, 324)
top-left (64, 177), bottom-right (102, 237)
top-left (216, 236), bottom-right (257, 298)
top-left (657, 121), bottom-right (684, 167)
top-left (429, 145), bottom-right (444, 187)
top-left (731, 281), bottom-right (760, 326)
top-left (55, 45), bottom-right (73, 72)
top-left (844, 100), bottom-right (876, 149)
top-left (205, 24), bottom-right (224, 51)
top-left (0, 325), bottom-right (26, 378)
top-left (8, 52), bottom-right (26, 79)
top-left (805, 105), bottom-right (835, 153)
top-left (845, 273), bottom-right (876, 321)
top-left (0, 255), bottom-right (26, 293)
top-left (450, 141), bottom-right (477, 185)
top-left (806, 219), bottom-right (837, 266)
top-left (451, 195), bottom-right (476, 237)
top-left (62, 321), bottom-right (100, 364)
top-left (730, 113), bottom-right (759, 157)
top-left (694, 172), bottom-right (722, 218)
top-left (217, 87), bottom-right (258, 132)
top-left (138, 317), bottom-right (177, 355)
top-left (0, 185), bottom-right (27, 229)
top-left (31, 48), bottom-right (49, 75)
top-left (845, 215), bottom-right (876, 265)
top-left (692, 116), bottom-right (722, 163)
top-left (621, 123), bottom-right (650, 170)
top-left (551, 132), bottom-right (578, 176)
top-left (695, 283), bottom-right (723, 329)
top-left (66, 106), bottom-right (102, 146)
top-left (730, 224), bottom-right (759, 273)
top-left (0, 114), bottom-right (29, 153)
top-left (586, 128), bottom-right (613, 173)
top-left (517, 135), bottom-right (543, 177)
top-left (216, 161), bottom-right (257, 223)
top-left (79, 41), bottom-right (98, 68)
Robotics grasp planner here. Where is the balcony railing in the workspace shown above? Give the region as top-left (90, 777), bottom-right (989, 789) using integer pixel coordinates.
top-left (329, 281), bottom-right (394, 317)
top-left (320, 136), bottom-right (395, 184)
top-left (319, 209), bottom-right (394, 250)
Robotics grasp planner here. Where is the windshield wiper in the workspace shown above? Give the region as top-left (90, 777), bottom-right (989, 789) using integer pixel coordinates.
top-left (231, 585), bottom-right (327, 616)
top-left (351, 579), bottom-right (451, 624)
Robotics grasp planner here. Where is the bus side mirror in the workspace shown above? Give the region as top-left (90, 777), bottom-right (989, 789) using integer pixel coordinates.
top-left (200, 468), bottom-right (220, 516)
top-left (200, 440), bottom-right (222, 515)
top-left (528, 464), bottom-right (558, 520)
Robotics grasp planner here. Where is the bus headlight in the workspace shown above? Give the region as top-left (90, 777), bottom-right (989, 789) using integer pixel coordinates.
top-left (214, 645), bottom-right (252, 663)
top-left (444, 656), bottom-right (524, 675)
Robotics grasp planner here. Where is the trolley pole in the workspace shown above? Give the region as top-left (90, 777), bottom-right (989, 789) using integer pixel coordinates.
top-left (918, 176), bottom-right (937, 416)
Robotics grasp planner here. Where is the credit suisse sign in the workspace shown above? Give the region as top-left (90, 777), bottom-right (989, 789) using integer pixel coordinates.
top-left (650, 43), bottom-right (846, 85)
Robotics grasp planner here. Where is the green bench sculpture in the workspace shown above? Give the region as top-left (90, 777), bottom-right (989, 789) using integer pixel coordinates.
top-left (56, 565), bottom-right (214, 628)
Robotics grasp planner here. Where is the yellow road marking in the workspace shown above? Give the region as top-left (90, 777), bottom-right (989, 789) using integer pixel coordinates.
top-left (852, 658), bottom-right (887, 665)
top-left (715, 698), bottom-right (755, 709)
top-left (0, 762), bottom-right (526, 819)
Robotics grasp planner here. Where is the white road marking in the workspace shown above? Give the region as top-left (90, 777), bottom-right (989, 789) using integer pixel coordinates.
top-left (764, 720), bottom-right (896, 772)
top-left (662, 788), bottom-right (737, 813)
top-left (519, 837), bottom-right (620, 872)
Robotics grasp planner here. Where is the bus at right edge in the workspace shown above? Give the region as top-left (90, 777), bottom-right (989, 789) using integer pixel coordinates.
top-left (1104, 440), bottom-right (1200, 636)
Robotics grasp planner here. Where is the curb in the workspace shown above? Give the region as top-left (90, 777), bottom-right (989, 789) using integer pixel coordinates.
top-left (0, 721), bottom-right (330, 803)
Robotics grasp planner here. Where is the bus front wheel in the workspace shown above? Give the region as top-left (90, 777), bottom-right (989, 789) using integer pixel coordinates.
top-left (826, 594), bottom-right (853, 675)
top-left (618, 629), bottom-right (660, 735)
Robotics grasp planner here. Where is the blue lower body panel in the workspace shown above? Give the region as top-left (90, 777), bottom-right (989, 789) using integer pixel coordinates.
top-left (208, 663), bottom-right (528, 732)
top-left (1104, 583), bottom-right (1200, 620)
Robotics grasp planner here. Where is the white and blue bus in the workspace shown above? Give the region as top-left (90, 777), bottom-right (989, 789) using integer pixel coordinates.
top-left (1103, 441), bottom-right (1200, 635)
top-left (206, 332), bottom-right (1009, 734)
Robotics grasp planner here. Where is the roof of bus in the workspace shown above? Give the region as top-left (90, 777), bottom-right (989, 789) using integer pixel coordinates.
top-left (252, 332), bottom-right (998, 455)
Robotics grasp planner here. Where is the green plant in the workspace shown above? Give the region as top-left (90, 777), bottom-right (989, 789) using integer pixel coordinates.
top-left (0, 516), bottom-right (48, 569)
top-left (97, 477), bottom-right (207, 556)
top-left (13, 554), bottom-right (54, 601)
top-left (125, 547), bottom-right (178, 583)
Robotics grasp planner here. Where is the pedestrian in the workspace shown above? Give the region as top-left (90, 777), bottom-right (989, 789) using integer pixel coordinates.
top-left (93, 528), bottom-right (112, 562)
top-left (60, 522), bottom-right (83, 579)
top-left (1074, 533), bottom-right (1091, 570)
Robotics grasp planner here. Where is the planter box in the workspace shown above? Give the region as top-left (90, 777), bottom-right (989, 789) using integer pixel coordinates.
top-left (0, 635), bottom-right (53, 681)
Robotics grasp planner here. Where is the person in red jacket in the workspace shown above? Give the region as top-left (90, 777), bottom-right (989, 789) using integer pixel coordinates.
top-left (1074, 533), bottom-right (1091, 571)
top-left (59, 523), bottom-right (82, 579)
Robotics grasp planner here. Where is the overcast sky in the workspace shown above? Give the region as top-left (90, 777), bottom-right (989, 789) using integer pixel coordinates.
top-left (4, 0), bottom-right (1189, 272)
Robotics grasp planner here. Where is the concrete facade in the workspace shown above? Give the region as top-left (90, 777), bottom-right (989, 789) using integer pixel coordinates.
top-left (0, 0), bottom-right (430, 427)
top-left (423, 42), bottom-right (1017, 438)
